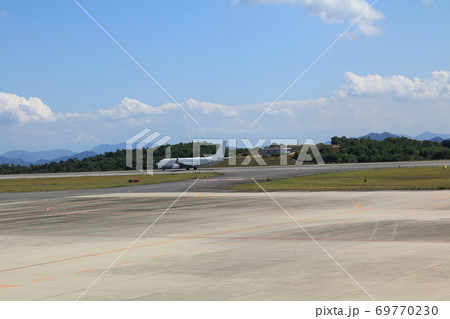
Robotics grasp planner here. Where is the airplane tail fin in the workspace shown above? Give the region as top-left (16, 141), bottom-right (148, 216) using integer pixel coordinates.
top-left (212, 140), bottom-right (226, 159)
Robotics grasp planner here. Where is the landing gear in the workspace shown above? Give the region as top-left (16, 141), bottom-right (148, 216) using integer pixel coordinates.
top-left (194, 167), bottom-right (197, 170)
top-left (162, 168), bottom-right (165, 171)
top-left (186, 167), bottom-right (190, 170)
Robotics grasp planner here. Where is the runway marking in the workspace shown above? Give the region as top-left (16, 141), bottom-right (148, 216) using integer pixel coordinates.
top-left (0, 285), bottom-right (19, 289)
top-left (317, 225), bottom-right (330, 228)
top-left (76, 269), bottom-right (97, 274)
top-left (45, 199), bottom-right (109, 212)
top-left (61, 222), bottom-right (75, 226)
top-left (270, 233), bottom-right (284, 236)
top-left (32, 277), bottom-right (54, 283)
top-left (354, 201), bottom-right (370, 210)
top-left (217, 242), bottom-right (231, 246)
top-left (186, 248), bottom-right (202, 252)
top-left (152, 254), bottom-right (169, 259)
top-left (135, 213), bottom-right (147, 217)
top-left (6, 229), bottom-right (21, 233)
top-left (116, 261), bottom-right (135, 266)
top-left (198, 178), bottom-right (264, 182)
top-left (246, 237), bottom-right (259, 240)
top-left (45, 196), bottom-right (199, 215)
top-left (434, 196), bottom-right (450, 200)
top-left (33, 226), bottom-right (49, 229)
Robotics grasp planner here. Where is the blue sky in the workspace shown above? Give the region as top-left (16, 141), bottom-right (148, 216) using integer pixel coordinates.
top-left (0, 0), bottom-right (449, 152)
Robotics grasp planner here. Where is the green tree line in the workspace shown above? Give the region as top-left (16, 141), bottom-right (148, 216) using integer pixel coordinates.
top-left (318, 137), bottom-right (450, 163)
top-left (1, 138), bottom-right (449, 174)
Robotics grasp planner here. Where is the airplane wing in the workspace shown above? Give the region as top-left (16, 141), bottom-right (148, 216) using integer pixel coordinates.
top-left (175, 157), bottom-right (194, 169)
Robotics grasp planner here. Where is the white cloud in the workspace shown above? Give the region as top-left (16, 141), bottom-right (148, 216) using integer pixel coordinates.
top-left (0, 11), bottom-right (8, 17)
top-left (422, 0), bottom-right (435, 7)
top-left (97, 97), bottom-right (177, 120)
top-left (339, 70), bottom-right (450, 99)
top-left (184, 99), bottom-right (239, 117)
top-left (0, 92), bottom-right (56, 124)
top-left (98, 97), bottom-right (239, 120)
top-left (233, 0), bottom-right (384, 36)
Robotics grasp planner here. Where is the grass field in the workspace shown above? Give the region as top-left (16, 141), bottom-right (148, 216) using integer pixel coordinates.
top-left (0, 173), bottom-right (220, 193)
top-left (233, 166), bottom-right (450, 191)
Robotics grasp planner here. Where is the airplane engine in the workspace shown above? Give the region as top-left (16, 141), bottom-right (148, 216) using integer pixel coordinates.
top-left (172, 164), bottom-right (180, 169)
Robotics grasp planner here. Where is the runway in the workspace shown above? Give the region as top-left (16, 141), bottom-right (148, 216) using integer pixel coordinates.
top-left (1, 162), bottom-right (450, 300)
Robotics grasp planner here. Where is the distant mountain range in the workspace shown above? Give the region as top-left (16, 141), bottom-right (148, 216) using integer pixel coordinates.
top-left (0, 143), bottom-right (128, 166)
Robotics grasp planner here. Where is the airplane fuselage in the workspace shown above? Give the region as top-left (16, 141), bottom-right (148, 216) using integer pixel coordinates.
top-left (157, 156), bottom-right (223, 170)
top-left (156, 141), bottom-right (226, 171)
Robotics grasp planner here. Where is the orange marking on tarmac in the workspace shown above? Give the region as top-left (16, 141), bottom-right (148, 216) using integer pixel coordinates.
top-left (295, 229), bottom-right (305, 232)
top-left (217, 242), bottom-right (231, 246)
top-left (354, 201), bottom-right (369, 210)
top-left (0, 285), bottom-right (19, 289)
top-left (270, 233), bottom-right (284, 236)
top-left (33, 226), bottom-right (49, 229)
top-left (87, 219), bottom-right (99, 223)
top-left (339, 222), bottom-right (350, 224)
top-left (116, 261), bottom-right (135, 266)
top-left (76, 269), bottom-right (97, 274)
top-left (317, 225), bottom-right (330, 228)
top-left (0, 209), bottom-right (363, 274)
top-left (358, 218), bottom-right (369, 221)
top-left (152, 254), bottom-right (169, 259)
top-left (187, 248), bottom-right (202, 252)
top-left (246, 237), bottom-right (259, 240)
top-left (376, 215), bottom-right (386, 218)
top-left (6, 229), bottom-right (21, 233)
top-left (434, 196), bottom-right (450, 200)
top-left (45, 199), bottom-right (109, 212)
top-left (32, 277), bottom-right (54, 283)
top-left (111, 216), bottom-right (124, 220)
top-left (26, 197), bottom-right (199, 217)
top-left (61, 222), bottom-right (75, 226)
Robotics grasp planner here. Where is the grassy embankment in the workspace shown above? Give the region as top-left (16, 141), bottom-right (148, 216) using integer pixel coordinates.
top-left (233, 166), bottom-right (450, 191)
top-left (0, 173), bottom-right (220, 193)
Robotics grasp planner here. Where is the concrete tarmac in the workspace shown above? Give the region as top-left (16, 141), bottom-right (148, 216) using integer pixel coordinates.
top-left (1, 162), bottom-right (450, 300)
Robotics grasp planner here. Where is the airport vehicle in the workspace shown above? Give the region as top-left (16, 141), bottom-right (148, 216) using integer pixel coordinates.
top-left (157, 141), bottom-right (226, 171)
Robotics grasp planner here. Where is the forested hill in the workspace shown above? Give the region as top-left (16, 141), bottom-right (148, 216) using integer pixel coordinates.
top-left (318, 136), bottom-right (450, 163)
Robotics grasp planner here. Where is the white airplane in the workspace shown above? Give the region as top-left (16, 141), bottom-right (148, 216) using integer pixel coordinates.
top-left (157, 141), bottom-right (226, 171)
